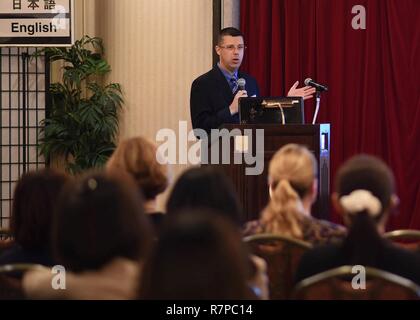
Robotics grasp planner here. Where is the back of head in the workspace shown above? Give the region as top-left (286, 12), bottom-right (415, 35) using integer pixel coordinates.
top-left (166, 166), bottom-right (243, 225)
top-left (335, 154), bottom-right (396, 265)
top-left (11, 169), bottom-right (68, 251)
top-left (139, 211), bottom-right (252, 299)
top-left (52, 170), bottom-right (152, 272)
top-left (261, 144), bottom-right (317, 238)
top-left (106, 136), bottom-right (168, 200)
top-left (335, 154), bottom-right (395, 215)
top-left (218, 27), bottom-right (243, 45)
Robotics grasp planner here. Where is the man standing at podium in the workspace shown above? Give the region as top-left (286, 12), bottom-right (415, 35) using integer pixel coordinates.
top-left (190, 27), bottom-right (315, 133)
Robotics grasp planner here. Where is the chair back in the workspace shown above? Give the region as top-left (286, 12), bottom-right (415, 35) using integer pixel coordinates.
top-left (0, 228), bottom-right (14, 251)
top-left (0, 263), bottom-right (44, 299)
top-left (0, 228), bottom-right (12, 238)
top-left (244, 233), bottom-right (312, 300)
top-left (293, 266), bottom-right (420, 300)
top-left (384, 229), bottom-right (420, 251)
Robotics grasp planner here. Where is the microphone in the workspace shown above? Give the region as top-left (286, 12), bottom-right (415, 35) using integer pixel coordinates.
top-left (237, 78), bottom-right (246, 91)
top-left (304, 78), bottom-right (328, 92)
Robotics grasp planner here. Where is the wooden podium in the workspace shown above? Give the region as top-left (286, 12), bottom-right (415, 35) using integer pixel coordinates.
top-left (207, 124), bottom-right (330, 222)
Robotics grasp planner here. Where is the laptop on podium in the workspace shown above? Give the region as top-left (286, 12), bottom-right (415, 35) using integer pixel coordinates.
top-left (239, 96), bottom-right (304, 124)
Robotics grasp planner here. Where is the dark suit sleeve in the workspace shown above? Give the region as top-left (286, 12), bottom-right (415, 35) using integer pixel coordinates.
top-left (255, 81), bottom-right (260, 97)
top-left (244, 75), bottom-right (260, 97)
top-left (190, 79), bottom-right (232, 132)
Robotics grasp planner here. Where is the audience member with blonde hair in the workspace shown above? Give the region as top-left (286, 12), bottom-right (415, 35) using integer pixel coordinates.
top-left (106, 136), bottom-right (168, 232)
top-left (243, 143), bottom-right (346, 245)
top-left (23, 171), bottom-right (153, 299)
top-left (295, 155), bottom-right (420, 285)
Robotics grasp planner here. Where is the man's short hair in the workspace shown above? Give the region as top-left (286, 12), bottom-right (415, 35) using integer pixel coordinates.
top-left (218, 27), bottom-right (244, 45)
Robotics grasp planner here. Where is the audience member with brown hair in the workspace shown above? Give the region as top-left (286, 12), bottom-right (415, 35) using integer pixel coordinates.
top-left (295, 155), bottom-right (420, 285)
top-left (139, 211), bottom-right (254, 299)
top-left (166, 166), bottom-right (243, 225)
top-left (106, 136), bottom-right (168, 232)
top-left (23, 170), bottom-right (153, 299)
top-left (0, 169), bottom-right (69, 266)
top-left (166, 166), bottom-right (268, 299)
top-left (244, 143), bottom-right (346, 245)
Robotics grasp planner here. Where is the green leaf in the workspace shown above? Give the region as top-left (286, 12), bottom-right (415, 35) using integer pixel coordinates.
top-left (38, 36), bottom-right (124, 173)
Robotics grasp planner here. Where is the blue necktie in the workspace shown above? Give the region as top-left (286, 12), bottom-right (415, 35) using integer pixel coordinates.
top-left (230, 77), bottom-right (238, 93)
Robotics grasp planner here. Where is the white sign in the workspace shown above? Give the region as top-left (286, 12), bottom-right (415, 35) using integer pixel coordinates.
top-left (0, 0), bottom-right (74, 46)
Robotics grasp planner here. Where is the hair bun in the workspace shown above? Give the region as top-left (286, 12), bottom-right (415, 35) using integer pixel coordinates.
top-left (340, 189), bottom-right (382, 216)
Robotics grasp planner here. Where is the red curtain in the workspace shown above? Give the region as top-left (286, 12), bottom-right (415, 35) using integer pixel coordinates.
top-left (240, 0), bottom-right (420, 229)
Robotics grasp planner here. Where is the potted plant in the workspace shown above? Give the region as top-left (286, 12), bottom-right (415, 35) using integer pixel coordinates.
top-left (38, 36), bottom-right (123, 174)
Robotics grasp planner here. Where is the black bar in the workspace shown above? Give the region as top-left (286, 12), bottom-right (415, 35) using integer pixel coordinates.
top-left (17, 48), bottom-right (21, 183)
top-left (0, 37), bottom-right (72, 45)
top-left (0, 13), bottom-right (71, 19)
top-left (35, 48), bottom-right (39, 169)
top-left (44, 51), bottom-right (51, 167)
top-left (21, 52), bottom-right (28, 173)
top-left (213, 0), bottom-right (222, 66)
top-left (0, 48), bottom-right (2, 221)
top-left (8, 48), bottom-right (12, 229)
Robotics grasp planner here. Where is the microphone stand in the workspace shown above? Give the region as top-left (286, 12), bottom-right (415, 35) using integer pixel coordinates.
top-left (312, 90), bottom-right (322, 124)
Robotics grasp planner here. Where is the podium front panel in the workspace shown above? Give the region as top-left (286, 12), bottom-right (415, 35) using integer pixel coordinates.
top-left (206, 124), bottom-right (330, 222)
